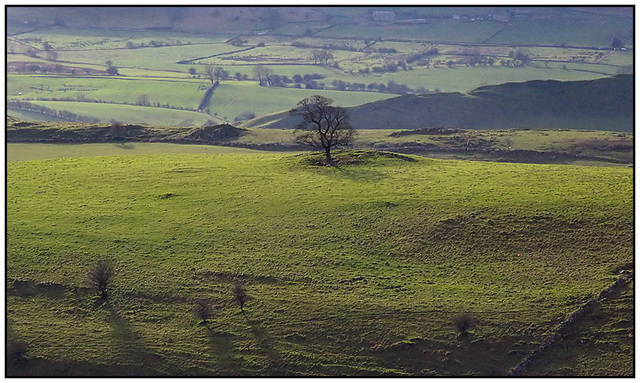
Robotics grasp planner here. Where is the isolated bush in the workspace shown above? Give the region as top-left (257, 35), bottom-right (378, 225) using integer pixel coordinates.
top-left (7, 340), bottom-right (29, 366)
top-left (452, 313), bottom-right (476, 335)
top-left (105, 66), bottom-right (119, 75)
top-left (233, 281), bottom-right (248, 312)
top-left (193, 298), bottom-right (214, 324)
top-left (109, 119), bottom-right (127, 141)
top-left (88, 259), bottom-right (116, 299)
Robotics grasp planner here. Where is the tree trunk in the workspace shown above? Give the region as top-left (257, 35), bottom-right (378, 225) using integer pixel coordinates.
top-left (325, 147), bottom-right (333, 165)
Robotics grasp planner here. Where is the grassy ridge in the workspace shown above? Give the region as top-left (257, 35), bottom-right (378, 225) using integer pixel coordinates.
top-left (7, 116), bottom-right (633, 165)
top-left (7, 151), bottom-right (633, 375)
top-left (249, 75), bottom-right (633, 132)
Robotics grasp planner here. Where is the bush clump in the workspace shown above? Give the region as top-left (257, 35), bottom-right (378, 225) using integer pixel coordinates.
top-left (88, 259), bottom-right (116, 300)
top-left (233, 281), bottom-right (248, 312)
top-left (193, 298), bottom-right (214, 324)
top-left (452, 313), bottom-right (476, 336)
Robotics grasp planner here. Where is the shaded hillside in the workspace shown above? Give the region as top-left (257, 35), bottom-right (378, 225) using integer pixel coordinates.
top-left (243, 75), bottom-right (633, 132)
top-left (6, 6), bottom-right (328, 35)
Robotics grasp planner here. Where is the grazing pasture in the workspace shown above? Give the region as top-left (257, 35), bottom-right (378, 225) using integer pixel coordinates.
top-left (206, 82), bottom-right (394, 122)
top-left (8, 75), bottom-right (206, 109)
top-left (5, 6), bottom-right (634, 377)
top-left (7, 143), bottom-right (267, 162)
top-left (25, 101), bottom-right (214, 126)
top-left (6, 151), bottom-right (633, 376)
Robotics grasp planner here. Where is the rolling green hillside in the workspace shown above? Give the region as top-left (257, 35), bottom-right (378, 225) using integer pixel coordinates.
top-left (245, 75), bottom-right (633, 131)
top-left (7, 151), bottom-right (633, 376)
top-left (5, 6), bottom-right (635, 377)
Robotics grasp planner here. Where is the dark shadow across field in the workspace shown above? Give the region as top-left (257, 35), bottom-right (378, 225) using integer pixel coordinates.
top-left (105, 302), bottom-right (164, 373)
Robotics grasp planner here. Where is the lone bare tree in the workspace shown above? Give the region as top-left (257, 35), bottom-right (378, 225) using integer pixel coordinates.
top-left (233, 281), bottom-right (248, 312)
top-left (292, 95), bottom-right (357, 165)
top-left (88, 259), bottom-right (116, 300)
top-left (452, 313), bottom-right (476, 337)
top-left (193, 298), bottom-right (214, 324)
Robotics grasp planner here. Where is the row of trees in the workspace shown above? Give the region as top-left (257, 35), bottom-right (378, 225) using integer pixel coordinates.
top-left (191, 63), bottom-right (427, 95)
top-left (187, 64), bottom-right (329, 90)
top-left (87, 259), bottom-right (249, 323)
top-left (88, 257), bottom-right (476, 332)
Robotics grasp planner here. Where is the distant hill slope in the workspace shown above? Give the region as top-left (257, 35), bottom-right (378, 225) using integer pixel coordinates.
top-left (242, 75), bottom-right (633, 132)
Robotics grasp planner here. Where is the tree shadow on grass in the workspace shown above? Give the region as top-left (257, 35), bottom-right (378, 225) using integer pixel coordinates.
top-left (242, 312), bottom-right (288, 375)
top-left (204, 322), bottom-right (244, 376)
top-left (104, 302), bottom-right (163, 374)
top-left (333, 165), bottom-right (387, 182)
top-left (116, 142), bottom-right (135, 150)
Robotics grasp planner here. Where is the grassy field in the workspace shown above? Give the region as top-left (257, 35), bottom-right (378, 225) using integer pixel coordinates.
top-left (53, 43), bottom-right (242, 72)
top-left (5, 7), bottom-right (634, 376)
top-left (8, 75), bottom-right (206, 108)
top-left (207, 82), bottom-right (394, 122)
top-left (7, 75), bottom-right (394, 124)
top-left (7, 143), bottom-right (268, 162)
top-left (329, 64), bottom-right (618, 93)
top-left (13, 27), bottom-right (231, 50)
top-left (6, 150), bottom-right (633, 376)
top-left (26, 101), bottom-right (215, 126)
top-left (239, 126), bottom-right (632, 149)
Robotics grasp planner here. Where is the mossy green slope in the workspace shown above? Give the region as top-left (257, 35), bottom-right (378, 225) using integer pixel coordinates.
top-left (7, 151), bottom-right (632, 376)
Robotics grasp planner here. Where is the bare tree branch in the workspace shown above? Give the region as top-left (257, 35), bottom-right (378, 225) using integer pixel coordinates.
top-left (291, 95), bottom-right (357, 165)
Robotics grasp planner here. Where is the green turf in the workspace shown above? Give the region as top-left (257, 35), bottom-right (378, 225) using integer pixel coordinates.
top-left (8, 75), bottom-right (206, 108)
top-left (53, 43), bottom-right (242, 72)
top-left (26, 101), bottom-right (215, 126)
top-left (207, 82), bottom-right (394, 121)
top-left (6, 150), bottom-right (633, 376)
top-left (7, 143), bottom-right (268, 162)
top-left (14, 27), bottom-right (232, 50)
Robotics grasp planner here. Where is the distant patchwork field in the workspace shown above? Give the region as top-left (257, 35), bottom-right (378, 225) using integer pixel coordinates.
top-left (6, 6), bottom-right (632, 127)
